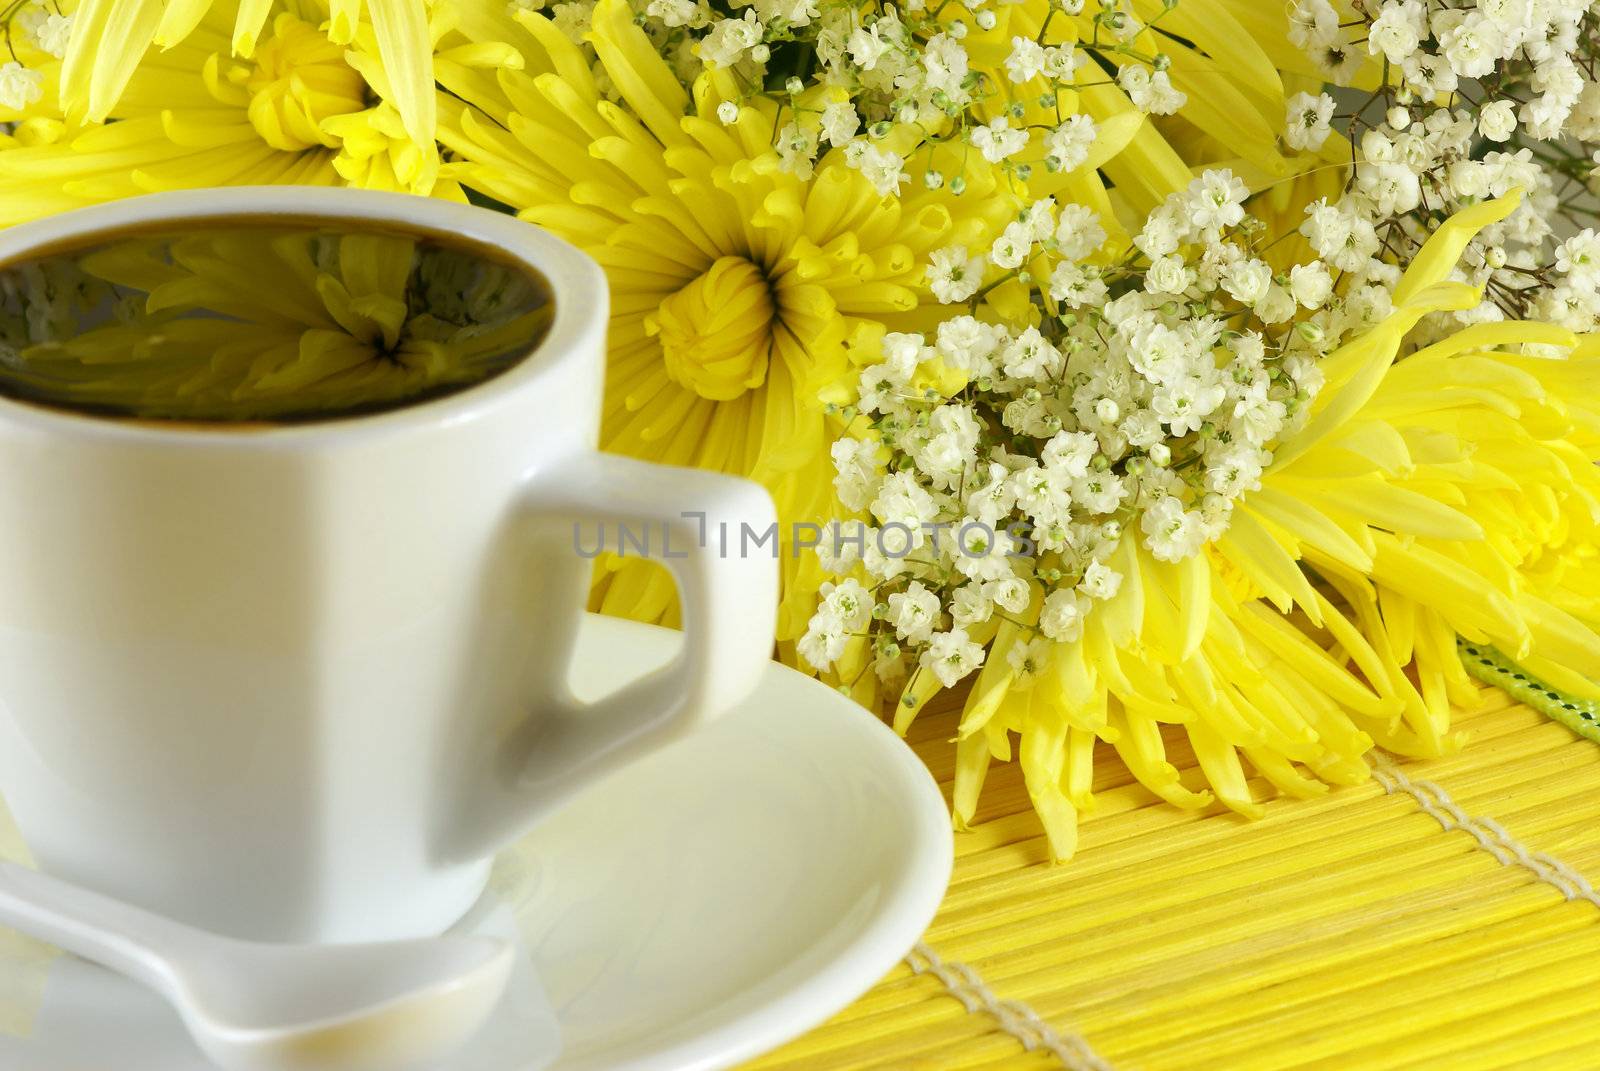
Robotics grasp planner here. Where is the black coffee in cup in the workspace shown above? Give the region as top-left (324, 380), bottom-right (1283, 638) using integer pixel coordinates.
top-left (0, 219), bottom-right (554, 424)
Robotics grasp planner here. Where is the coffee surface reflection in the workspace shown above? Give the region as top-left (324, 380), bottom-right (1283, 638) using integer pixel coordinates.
top-left (0, 221), bottom-right (554, 424)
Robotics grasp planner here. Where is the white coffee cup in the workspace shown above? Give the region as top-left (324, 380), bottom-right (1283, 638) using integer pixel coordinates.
top-left (0, 188), bottom-right (778, 943)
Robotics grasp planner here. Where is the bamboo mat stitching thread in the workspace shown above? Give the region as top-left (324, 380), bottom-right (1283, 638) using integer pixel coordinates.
top-left (888, 661), bottom-right (1596, 1071)
top-left (1370, 751), bottom-right (1600, 908)
top-left (900, 751), bottom-right (1598, 1071)
top-left (904, 940), bottom-right (1115, 1071)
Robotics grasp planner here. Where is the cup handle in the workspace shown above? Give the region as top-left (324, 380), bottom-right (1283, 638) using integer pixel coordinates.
top-left (450, 451), bottom-right (778, 860)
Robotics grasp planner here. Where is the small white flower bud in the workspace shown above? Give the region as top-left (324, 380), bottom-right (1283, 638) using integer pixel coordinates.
top-left (1478, 99), bottom-right (1517, 142)
top-left (1094, 398), bottom-right (1119, 423)
top-left (976, 9), bottom-right (997, 29)
top-left (1386, 106), bottom-right (1409, 130)
top-left (716, 101), bottom-right (739, 124)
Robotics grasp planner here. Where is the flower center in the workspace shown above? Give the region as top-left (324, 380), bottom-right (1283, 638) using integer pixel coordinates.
top-left (649, 256), bottom-right (774, 401)
top-left (244, 15), bottom-right (367, 152)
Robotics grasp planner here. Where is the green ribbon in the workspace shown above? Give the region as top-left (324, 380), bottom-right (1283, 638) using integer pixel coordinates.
top-left (1459, 640), bottom-right (1600, 745)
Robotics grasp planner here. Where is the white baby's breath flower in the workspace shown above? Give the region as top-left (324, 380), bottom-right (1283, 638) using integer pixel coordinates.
top-left (1401, 52), bottom-right (1459, 97)
top-left (1041, 45), bottom-right (1082, 82)
top-left (0, 62), bottom-right (43, 111)
top-left (1042, 430), bottom-right (1097, 478)
top-left (1001, 326), bottom-right (1062, 381)
top-left (1284, 92), bottom-right (1335, 151)
top-left (1044, 114), bottom-right (1095, 171)
top-left (1118, 65), bottom-right (1186, 114)
top-left (1005, 636), bottom-right (1051, 687)
top-left (1435, 10), bottom-right (1504, 80)
top-left (921, 628), bottom-right (984, 687)
top-left (871, 470), bottom-right (941, 537)
top-left (935, 315), bottom-right (1000, 373)
top-left (25, 11), bottom-right (73, 58)
top-left (1288, 0), bottom-right (1340, 50)
top-left (831, 437), bottom-right (884, 511)
top-left (1204, 443), bottom-right (1266, 497)
top-left (1187, 170), bottom-right (1248, 232)
top-left (798, 607), bottom-right (848, 671)
top-left (949, 583), bottom-right (993, 628)
top-left (699, 11), bottom-right (763, 67)
top-left (989, 576), bottom-right (1031, 614)
top-left (776, 122), bottom-right (817, 178)
top-left (989, 220), bottom-right (1033, 270)
top-left (1005, 36), bottom-right (1046, 82)
top-left (1079, 559), bottom-right (1122, 601)
top-left (1048, 261), bottom-right (1107, 307)
top-left (1146, 254), bottom-right (1191, 295)
top-left (844, 140), bottom-right (907, 196)
top-left (1366, 0), bottom-right (1425, 65)
top-left (1555, 230), bottom-right (1600, 282)
top-left (647, 0), bottom-right (699, 26)
top-left (921, 32), bottom-right (970, 103)
top-left (888, 581), bottom-right (942, 645)
top-left (1222, 258), bottom-right (1273, 305)
top-left (1356, 159), bottom-right (1422, 216)
top-left (1288, 262), bottom-right (1333, 308)
top-left (754, 0), bottom-right (818, 26)
top-left (1479, 99), bottom-right (1518, 141)
top-left (821, 578), bottom-right (873, 632)
top-left (1038, 588), bottom-right (1087, 642)
top-left (1020, 197), bottom-right (1058, 242)
top-left (970, 116), bottom-right (1028, 163)
top-left (1141, 496), bottom-right (1207, 562)
top-left (819, 100), bottom-right (858, 144)
top-left (1053, 203), bottom-right (1105, 259)
top-left (927, 245), bottom-right (985, 303)
top-left (847, 20), bottom-right (894, 70)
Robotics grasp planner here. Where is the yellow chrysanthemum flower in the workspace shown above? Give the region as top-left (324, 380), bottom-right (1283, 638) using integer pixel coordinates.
top-left (869, 193), bottom-right (1597, 861)
top-left (437, 0), bottom-right (1023, 635)
top-left (948, 0), bottom-right (1351, 221)
top-left (57, 0), bottom-right (437, 151)
top-left (1238, 196), bottom-right (1600, 746)
top-left (922, 0), bottom-right (1348, 263)
top-left (0, 2), bottom-right (510, 218)
top-left (1097, 0), bottom-right (1377, 250)
top-left (877, 0), bottom-right (1172, 242)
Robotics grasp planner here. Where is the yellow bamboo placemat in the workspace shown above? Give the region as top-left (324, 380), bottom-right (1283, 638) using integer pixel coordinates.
top-left (746, 681), bottom-right (1600, 1071)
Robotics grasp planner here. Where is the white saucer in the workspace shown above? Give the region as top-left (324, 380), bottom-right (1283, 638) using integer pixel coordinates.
top-left (0, 614), bottom-right (952, 1071)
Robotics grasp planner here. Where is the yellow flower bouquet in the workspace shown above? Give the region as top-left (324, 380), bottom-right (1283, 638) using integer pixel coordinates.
top-left (2, 0), bottom-right (1596, 860)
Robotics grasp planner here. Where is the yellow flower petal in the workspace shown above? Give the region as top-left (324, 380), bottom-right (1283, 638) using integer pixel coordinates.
top-left (364, 0), bottom-right (438, 149)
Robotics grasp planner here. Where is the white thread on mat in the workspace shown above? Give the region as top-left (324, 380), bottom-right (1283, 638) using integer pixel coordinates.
top-left (1370, 751), bottom-right (1600, 909)
top-left (904, 940), bottom-right (1115, 1071)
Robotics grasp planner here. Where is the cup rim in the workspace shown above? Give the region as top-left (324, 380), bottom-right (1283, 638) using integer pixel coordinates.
top-left (0, 187), bottom-right (606, 449)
